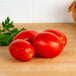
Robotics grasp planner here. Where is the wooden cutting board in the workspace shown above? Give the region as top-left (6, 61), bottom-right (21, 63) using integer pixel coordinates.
top-left (0, 23), bottom-right (76, 76)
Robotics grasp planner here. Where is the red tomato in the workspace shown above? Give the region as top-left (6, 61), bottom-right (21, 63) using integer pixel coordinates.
top-left (9, 39), bottom-right (35, 62)
top-left (13, 30), bottom-right (38, 42)
top-left (33, 32), bottom-right (63, 58)
top-left (44, 29), bottom-right (67, 47)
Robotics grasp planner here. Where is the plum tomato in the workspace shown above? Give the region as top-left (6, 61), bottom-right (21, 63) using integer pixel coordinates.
top-left (9, 39), bottom-right (35, 62)
top-left (33, 32), bottom-right (64, 58)
top-left (13, 30), bottom-right (38, 43)
top-left (44, 29), bottom-right (67, 46)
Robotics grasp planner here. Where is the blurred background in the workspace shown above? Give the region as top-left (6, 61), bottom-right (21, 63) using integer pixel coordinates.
top-left (0, 0), bottom-right (73, 23)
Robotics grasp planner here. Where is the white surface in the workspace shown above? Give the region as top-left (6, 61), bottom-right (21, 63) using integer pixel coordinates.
top-left (0, 0), bottom-right (32, 23)
top-left (0, 0), bottom-right (74, 23)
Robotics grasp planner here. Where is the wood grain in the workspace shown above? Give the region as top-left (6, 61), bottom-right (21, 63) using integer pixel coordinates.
top-left (0, 23), bottom-right (76, 76)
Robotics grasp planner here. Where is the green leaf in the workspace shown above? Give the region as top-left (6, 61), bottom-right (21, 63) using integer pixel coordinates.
top-left (2, 17), bottom-right (14, 29)
top-left (19, 28), bottom-right (26, 32)
top-left (7, 17), bottom-right (10, 22)
top-left (0, 34), bottom-right (11, 46)
top-left (6, 28), bottom-right (10, 32)
top-left (6, 23), bottom-right (14, 28)
top-left (5, 19), bottom-right (8, 25)
top-left (2, 21), bottom-right (5, 28)
top-left (10, 28), bottom-right (18, 33)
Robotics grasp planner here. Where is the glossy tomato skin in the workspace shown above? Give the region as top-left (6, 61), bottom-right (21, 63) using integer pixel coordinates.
top-left (13, 30), bottom-right (38, 42)
top-left (44, 29), bottom-right (67, 47)
top-left (33, 32), bottom-right (63, 58)
top-left (9, 39), bottom-right (35, 62)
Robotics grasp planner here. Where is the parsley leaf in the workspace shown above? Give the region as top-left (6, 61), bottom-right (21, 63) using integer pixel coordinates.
top-left (0, 17), bottom-right (26, 46)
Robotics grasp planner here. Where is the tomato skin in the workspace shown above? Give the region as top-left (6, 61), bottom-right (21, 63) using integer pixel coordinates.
top-left (44, 29), bottom-right (67, 47)
top-left (33, 32), bottom-right (63, 58)
top-left (9, 39), bottom-right (35, 62)
top-left (13, 30), bottom-right (38, 42)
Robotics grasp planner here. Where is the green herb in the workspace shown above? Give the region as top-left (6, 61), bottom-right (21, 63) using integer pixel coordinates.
top-left (11, 28), bottom-right (26, 40)
top-left (0, 34), bottom-right (11, 46)
top-left (0, 17), bottom-right (26, 46)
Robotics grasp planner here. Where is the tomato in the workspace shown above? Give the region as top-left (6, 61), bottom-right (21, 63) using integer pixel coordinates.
top-left (13, 30), bottom-right (38, 42)
top-left (9, 39), bottom-right (35, 62)
top-left (44, 29), bottom-right (67, 46)
top-left (33, 32), bottom-right (63, 58)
